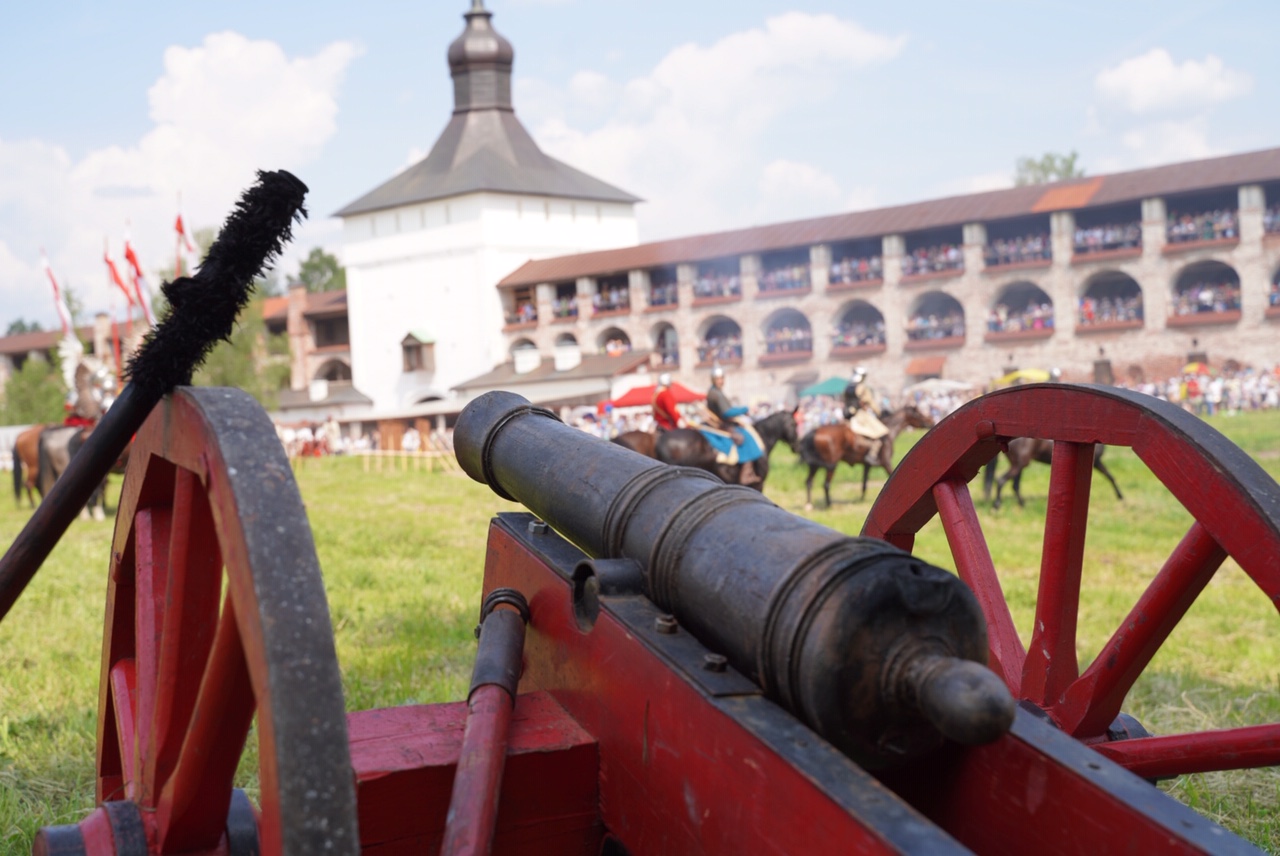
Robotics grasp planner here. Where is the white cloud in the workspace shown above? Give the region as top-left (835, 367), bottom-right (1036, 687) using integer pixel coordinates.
top-left (1095, 49), bottom-right (1251, 115)
top-left (1118, 118), bottom-right (1217, 166)
top-left (0, 32), bottom-right (358, 327)
top-left (520, 12), bottom-right (905, 240)
top-left (935, 171), bottom-right (1015, 198)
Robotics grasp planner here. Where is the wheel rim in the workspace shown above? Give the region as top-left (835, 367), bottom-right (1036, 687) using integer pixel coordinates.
top-left (862, 383), bottom-right (1280, 779)
top-left (90, 387), bottom-right (358, 854)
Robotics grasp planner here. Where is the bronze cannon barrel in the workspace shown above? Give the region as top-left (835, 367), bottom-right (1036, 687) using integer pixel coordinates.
top-left (455, 391), bottom-right (1013, 768)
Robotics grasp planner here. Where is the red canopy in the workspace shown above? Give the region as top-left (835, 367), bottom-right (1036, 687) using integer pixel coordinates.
top-left (609, 382), bottom-right (704, 408)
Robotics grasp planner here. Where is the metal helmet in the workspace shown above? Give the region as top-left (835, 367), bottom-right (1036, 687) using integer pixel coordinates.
top-left (852, 366), bottom-right (867, 381)
top-left (658, 372), bottom-right (672, 387)
top-left (711, 365), bottom-right (725, 380)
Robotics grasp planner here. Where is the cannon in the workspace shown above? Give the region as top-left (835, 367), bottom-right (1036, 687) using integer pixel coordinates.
top-left (0, 167), bottom-right (1274, 853)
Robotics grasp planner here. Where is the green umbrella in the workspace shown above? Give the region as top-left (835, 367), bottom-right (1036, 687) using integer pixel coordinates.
top-left (799, 377), bottom-right (850, 397)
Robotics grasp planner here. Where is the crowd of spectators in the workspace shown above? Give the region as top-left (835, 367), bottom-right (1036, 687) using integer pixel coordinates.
top-left (1271, 282), bottom-right (1280, 307)
top-left (1078, 294), bottom-right (1143, 325)
top-left (1074, 222), bottom-right (1141, 254)
top-left (602, 337), bottom-right (631, 356)
top-left (763, 325), bottom-right (813, 354)
top-left (649, 281), bottom-right (678, 307)
top-left (655, 345), bottom-right (679, 366)
top-left (1171, 282), bottom-right (1241, 316)
top-left (507, 301), bottom-right (537, 325)
top-left (832, 318), bottom-right (886, 348)
top-left (829, 255), bottom-right (883, 284)
top-left (986, 302), bottom-right (1054, 333)
top-left (694, 272), bottom-right (742, 300)
top-left (1124, 367), bottom-right (1280, 416)
top-left (698, 334), bottom-right (743, 363)
top-left (906, 312), bottom-right (965, 340)
top-left (984, 233), bottom-right (1050, 266)
top-left (759, 263), bottom-right (810, 292)
top-left (1167, 209), bottom-right (1237, 243)
top-left (901, 244), bottom-right (963, 277)
top-left (1265, 205), bottom-right (1280, 234)
top-left (593, 284), bottom-right (630, 313)
top-left (552, 296), bottom-right (577, 318)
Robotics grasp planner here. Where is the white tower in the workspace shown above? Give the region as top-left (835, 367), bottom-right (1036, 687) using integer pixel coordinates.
top-left (335, 0), bottom-right (640, 415)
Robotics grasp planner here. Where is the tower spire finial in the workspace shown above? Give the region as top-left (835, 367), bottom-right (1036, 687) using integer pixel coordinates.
top-left (471, 0), bottom-right (485, 11)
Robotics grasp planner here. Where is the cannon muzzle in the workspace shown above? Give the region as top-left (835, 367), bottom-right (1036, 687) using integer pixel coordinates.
top-left (456, 391), bottom-right (1014, 768)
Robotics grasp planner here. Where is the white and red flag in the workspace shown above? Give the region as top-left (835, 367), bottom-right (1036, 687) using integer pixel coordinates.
top-left (41, 250), bottom-right (74, 336)
top-left (104, 242), bottom-right (136, 309)
top-left (123, 233), bottom-right (156, 325)
top-left (174, 203), bottom-right (198, 276)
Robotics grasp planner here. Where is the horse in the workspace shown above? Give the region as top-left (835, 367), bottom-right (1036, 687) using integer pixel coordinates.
top-left (617, 410), bottom-right (799, 491)
top-left (613, 430), bottom-right (655, 459)
top-left (12, 423), bottom-right (117, 520)
top-left (797, 405), bottom-right (935, 509)
top-left (982, 438), bottom-right (1124, 510)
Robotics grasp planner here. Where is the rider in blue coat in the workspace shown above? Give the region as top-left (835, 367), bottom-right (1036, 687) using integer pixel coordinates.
top-left (705, 366), bottom-right (763, 484)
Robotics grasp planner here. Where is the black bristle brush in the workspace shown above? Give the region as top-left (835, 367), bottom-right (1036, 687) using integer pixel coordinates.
top-left (0, 169), bottom-right (309, 622)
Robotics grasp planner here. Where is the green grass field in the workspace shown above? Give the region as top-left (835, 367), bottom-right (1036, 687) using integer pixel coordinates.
top-left (0, 406), bottom-right (1278, 853)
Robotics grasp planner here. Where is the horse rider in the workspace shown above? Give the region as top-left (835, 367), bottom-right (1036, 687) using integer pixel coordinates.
top-left (706, 366), bottom-right (763, 486)
top-left (843, 366), bottom-right (889, 443)
top-left (652, 373), bottom-right (685, 431)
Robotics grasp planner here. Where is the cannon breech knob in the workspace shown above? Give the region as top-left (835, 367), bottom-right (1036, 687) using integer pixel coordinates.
top-left (885, 647), bottom-right (1016, 746)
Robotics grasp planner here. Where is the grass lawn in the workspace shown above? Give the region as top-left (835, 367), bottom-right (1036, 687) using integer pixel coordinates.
top-left (0, 404), bottom-right (1277, 853)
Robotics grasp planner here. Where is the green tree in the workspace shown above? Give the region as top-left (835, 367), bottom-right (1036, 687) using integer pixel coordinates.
top-left (297, 247), bottom-right (346, 293)
top-left (1014, 151), bottom-right (1085, 186)
top-left (5, 319), bottom-right (43, 336)
top-left (1, 356), bottom-right (66, 424)
top-left (192, 295), bottom-right (290, 409)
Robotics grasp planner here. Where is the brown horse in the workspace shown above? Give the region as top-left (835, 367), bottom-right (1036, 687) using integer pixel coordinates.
top-left (982, 438), bottom-right (1123, 510)
top-left (797, 405), bottom-right (935, 509)
top-left (12, 422), bottom-right (123, 519)
top-left (613, 430), bottom-right (655, 458)
top-left (613, 410), bottom-right (800, 492)
top-left (12, 424), bottom-right (49, 507)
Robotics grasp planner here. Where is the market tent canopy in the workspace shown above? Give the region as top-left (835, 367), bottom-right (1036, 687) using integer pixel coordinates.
top-left (799, 377), bottom-right (850, 397)
top-left (609, 382), bottom-right (704, 408)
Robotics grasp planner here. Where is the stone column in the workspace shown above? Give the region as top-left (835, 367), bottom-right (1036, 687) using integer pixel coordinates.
top-left (629, 268), bottom-right (648, 313)
top-left (881, 235), bottom-right (907, 358)
top-left (1050, 211), bottom-right (1075, 266)
top-left (576, 276), bottom-right (593, 319)
top-left (740, 253), bottom-right (760, 299)
top-left (287, 283), bottom-right (309, 391)
top-left (962, 222), bottom-right (987, 273)
top-left (810, 244), bottom-right (832, 291)
top-left (1237, 184), bottom-right (1267, 322)
top-left (1141, 196), bottom-right (1167, 259)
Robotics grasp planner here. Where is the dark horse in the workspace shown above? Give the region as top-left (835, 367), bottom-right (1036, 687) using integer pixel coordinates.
top-left (615, 410), bottom-right (800, 491)
top-left (797, 405), bottom-right (934, 509)
top-left (982, 438), bottom-right (1123, 510)
top-left (12, 423), bottom-right (124, 519)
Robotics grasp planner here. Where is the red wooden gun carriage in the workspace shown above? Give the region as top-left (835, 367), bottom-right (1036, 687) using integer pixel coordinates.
top-left (2, 173), bottom-right (1276, 854)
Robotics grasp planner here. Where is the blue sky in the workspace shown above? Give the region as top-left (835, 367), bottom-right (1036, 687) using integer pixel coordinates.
top-left (2, 0), bottom-right (1277, 329)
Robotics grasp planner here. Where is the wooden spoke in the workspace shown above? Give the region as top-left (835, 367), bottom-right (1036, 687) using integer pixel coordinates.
top-left (863, 383), bottom-right (1280, 778)
top-left (1021, 441), bottom-right (1094, 708)
top-left (932, 478), bottom-right (1025, 692)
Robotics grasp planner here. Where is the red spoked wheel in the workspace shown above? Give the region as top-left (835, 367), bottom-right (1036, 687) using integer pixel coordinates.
top-left (863, 383), bottom-right (1280, 780)
top-left (35, 388), bottom-right (358, 855)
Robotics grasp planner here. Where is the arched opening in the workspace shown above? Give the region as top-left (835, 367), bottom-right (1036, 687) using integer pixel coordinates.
top-left (651, 323), bottom-right (679, 366)
top-left (510, 338), bottom-right (536, 355)
top-left (555, 332), bottom-right (578, 347)
top-left (1170, 260), bottom-right (1241, 321)
top-left (906, 292), bottom-right (965, 343)
top-left (987, 281), bottom-right (1054, 335)
top-left (597, 327), bottom-right (631, 356)
top-left (832, 300), bottom-right (886, 353)
top-left (510, 338), bottom-right (540, 375)
top-left (1078, 272), bottom-right (1143, 328)
top-left (761, 308), bottom-right (812, 363)
top-left (314, 359), bottom-right (352, 383)
top-left (697, 316), bottom-right (743, 365)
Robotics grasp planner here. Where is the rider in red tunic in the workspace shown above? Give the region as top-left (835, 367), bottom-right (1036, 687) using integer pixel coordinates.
top-left (652, 373), bottom-right (684, 431)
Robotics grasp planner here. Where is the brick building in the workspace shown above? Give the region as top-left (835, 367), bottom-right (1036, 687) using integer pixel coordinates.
top-left (493, 148), bottom-right (1280, 405)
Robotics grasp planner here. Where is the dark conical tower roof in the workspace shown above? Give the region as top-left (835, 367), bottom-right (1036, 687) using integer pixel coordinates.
top-left (336, 1), bottom-right (639, 217)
